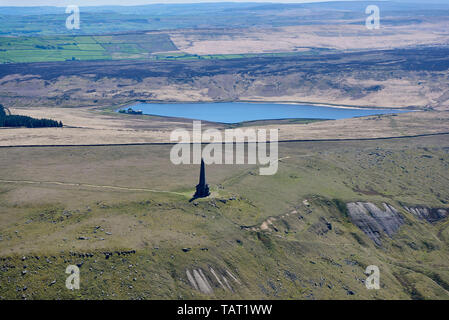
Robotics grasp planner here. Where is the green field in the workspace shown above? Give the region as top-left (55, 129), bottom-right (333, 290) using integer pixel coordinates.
top-left (0, 33), bottom-right (336, 63)
top-left (0, 33), bottom-right (177, 63)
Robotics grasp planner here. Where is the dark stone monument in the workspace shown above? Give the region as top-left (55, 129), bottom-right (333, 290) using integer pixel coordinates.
top-left (193, 158), bottom-right (210, 199)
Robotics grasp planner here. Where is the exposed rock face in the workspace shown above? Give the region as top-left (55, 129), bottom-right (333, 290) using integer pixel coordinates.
top-left (346, 202), bottom-right (404, 246)
top-left (403, 206), bottom-right (449, 223)
top-left (186, 267), bottom-right (241, 295)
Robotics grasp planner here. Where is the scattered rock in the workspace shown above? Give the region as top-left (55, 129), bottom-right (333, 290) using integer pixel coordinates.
top-left (311, 217), bottom-right (332, 235)
top-left (284, 270), bottom-right (297, 282)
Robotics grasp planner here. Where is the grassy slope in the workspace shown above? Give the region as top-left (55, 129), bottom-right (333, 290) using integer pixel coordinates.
top-left (0, 135), bottom-right (448, 299)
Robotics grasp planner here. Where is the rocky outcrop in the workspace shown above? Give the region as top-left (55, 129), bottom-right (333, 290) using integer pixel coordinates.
top-left (403, 206), bottom-right (448, 224)
top-left (346, 202), bottom-right (404, 246)
top-left (186, 266), bottom-right (241, 295)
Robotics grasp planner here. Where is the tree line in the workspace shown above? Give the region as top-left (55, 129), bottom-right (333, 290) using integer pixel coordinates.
top-left (0, 104), bottom-right (63, 128)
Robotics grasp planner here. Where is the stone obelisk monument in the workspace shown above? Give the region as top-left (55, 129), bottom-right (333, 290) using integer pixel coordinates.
top-left (193, 158), bottom-right (210, 199)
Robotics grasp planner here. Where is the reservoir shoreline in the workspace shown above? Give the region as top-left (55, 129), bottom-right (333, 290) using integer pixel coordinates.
top-left (117, 101), bottom-right (410, 124)
top-left (115, 99), bottom-right (419, 112)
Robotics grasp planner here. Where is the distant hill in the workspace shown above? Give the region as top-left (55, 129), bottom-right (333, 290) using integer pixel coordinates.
top-left (1, 1), bottom-right (449, 36)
